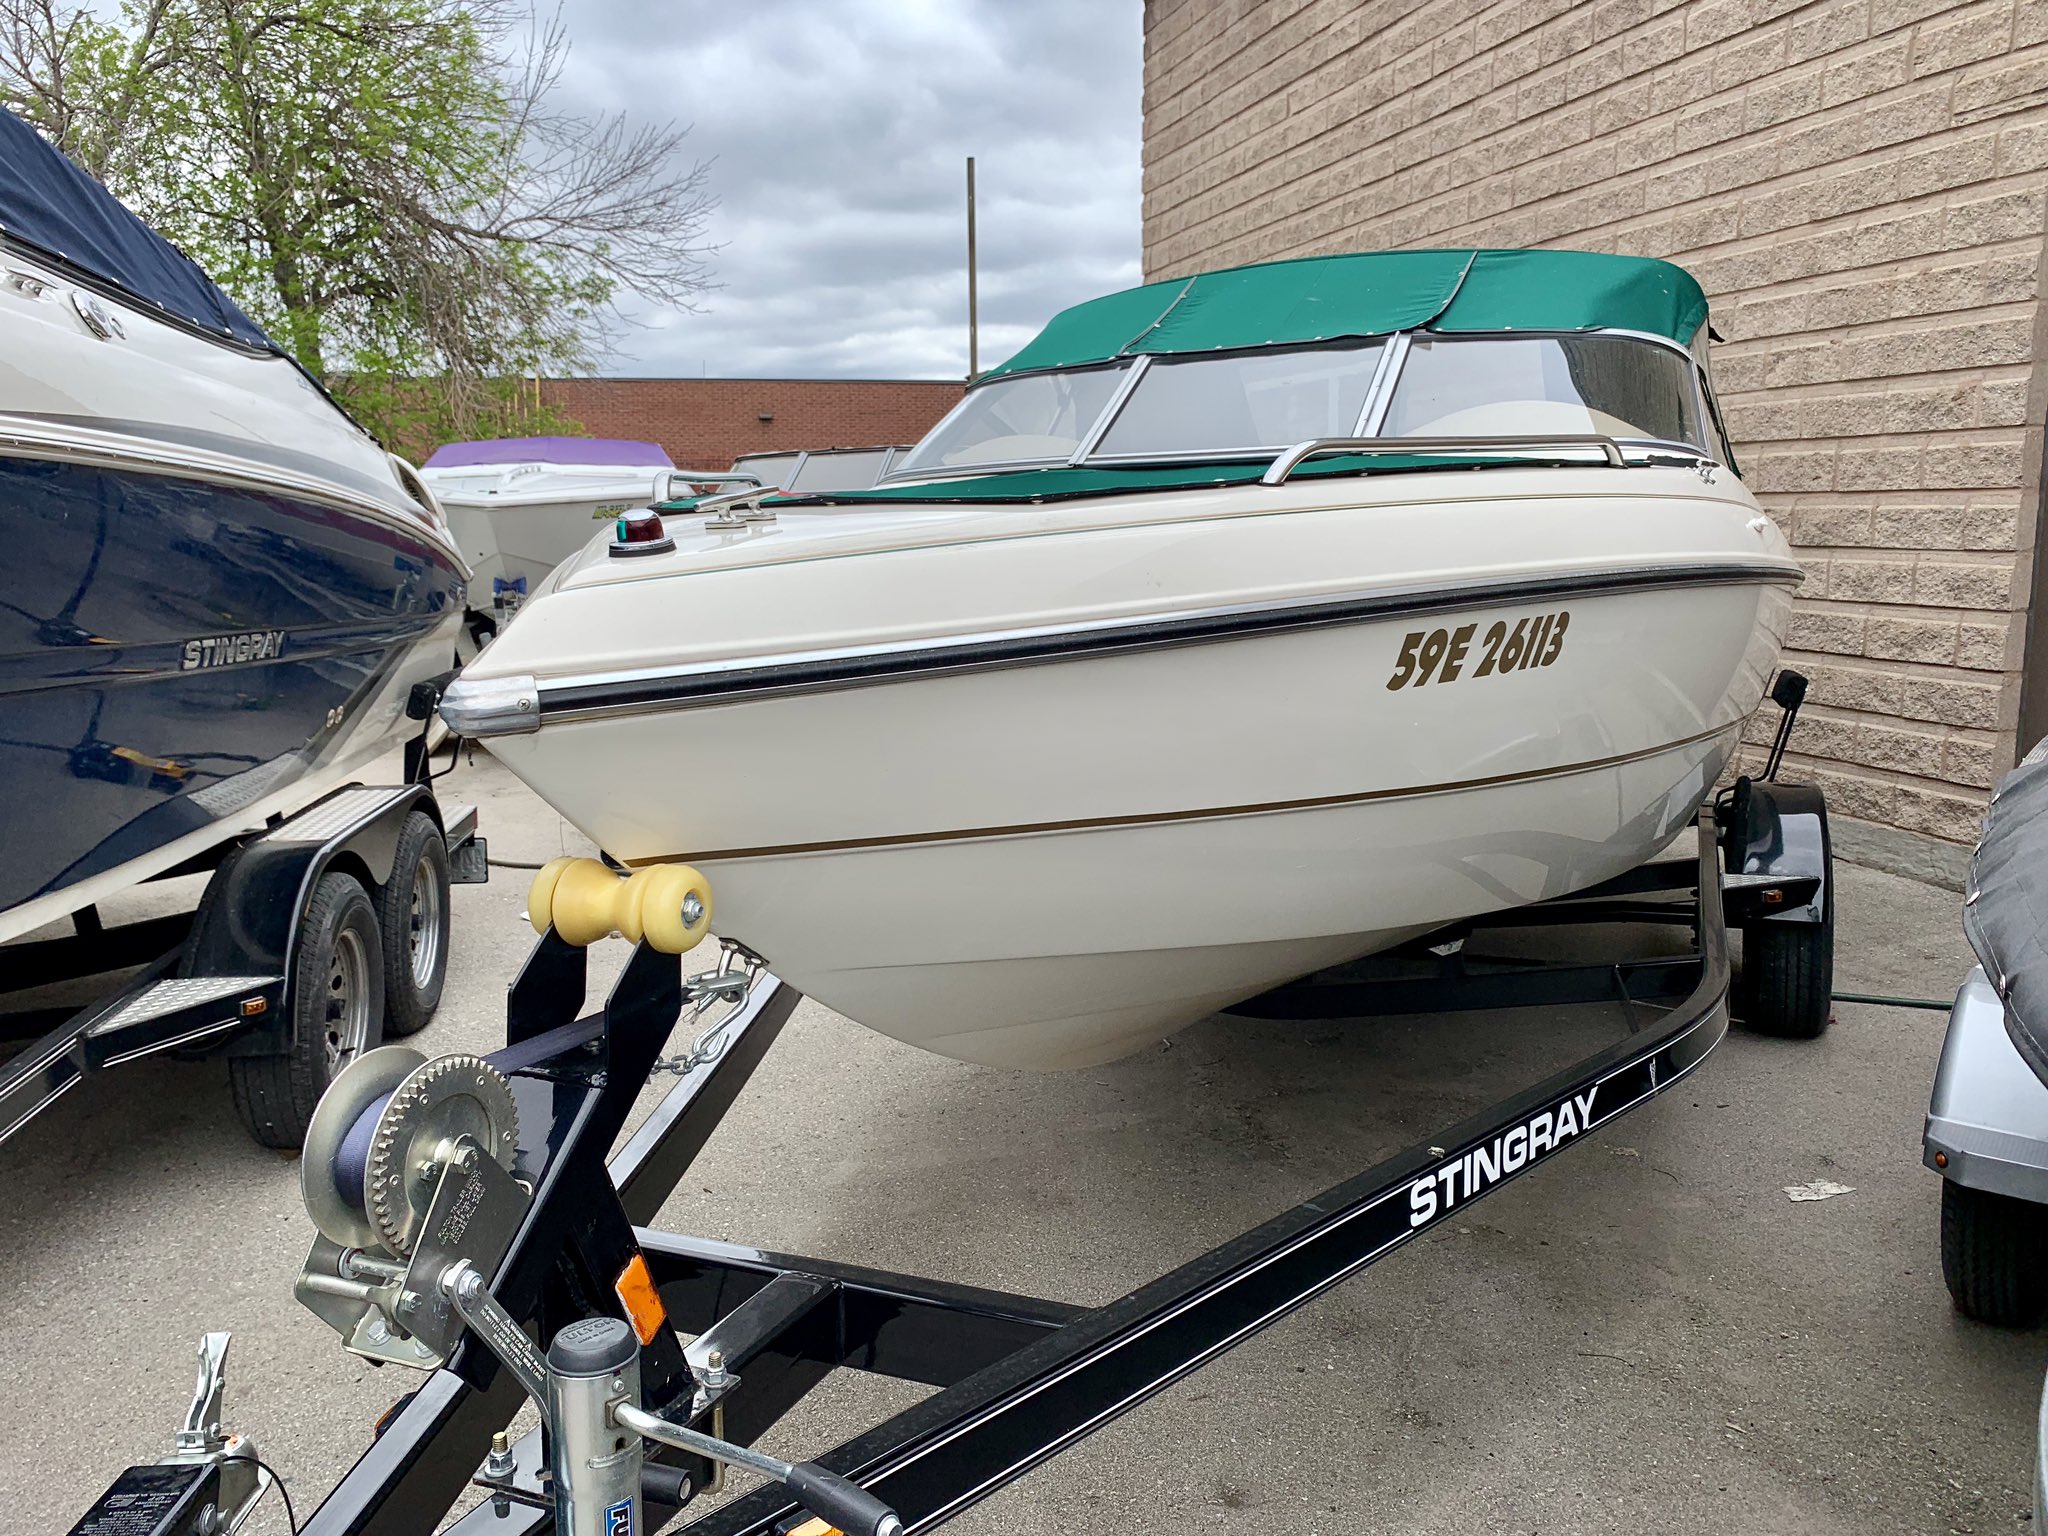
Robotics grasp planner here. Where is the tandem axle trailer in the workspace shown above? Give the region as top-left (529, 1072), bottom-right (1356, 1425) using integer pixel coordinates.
top-left (65, 786), bottom-right (1831, 1536)
top-left (1, 708), bottom-right (487, 1152)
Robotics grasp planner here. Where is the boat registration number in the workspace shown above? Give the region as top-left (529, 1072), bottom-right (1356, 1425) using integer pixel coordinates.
top-left (1385, 611), bottom-right (1570, 690)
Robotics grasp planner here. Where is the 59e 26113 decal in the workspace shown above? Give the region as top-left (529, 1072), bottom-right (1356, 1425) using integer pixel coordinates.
top-left (1385, 610), bottom-right (1570, 690)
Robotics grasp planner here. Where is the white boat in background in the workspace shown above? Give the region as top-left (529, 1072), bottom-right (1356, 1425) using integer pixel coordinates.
top-left (424, 437), bottom-right (751, 640)
top-left (444, 249), bottom-right (1800, 1071)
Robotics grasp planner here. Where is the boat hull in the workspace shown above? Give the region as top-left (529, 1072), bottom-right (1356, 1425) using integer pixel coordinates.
top-left (440, 490), bottom-right (652, 609)
top-left (485, 560), bottom-right (1790, 1067)
top-left (0, 453), bottom-right (464, 942)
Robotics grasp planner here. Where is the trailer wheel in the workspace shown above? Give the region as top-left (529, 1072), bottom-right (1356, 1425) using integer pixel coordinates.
top-left (229, 871), bottom-right (385, 1149)
top-left (1941, 1179), bottom-right (2048, 1326)
top-left (1741, 902), bottom-right (1834, 1039)
top-left (378, 811), bottom-right (450, 1037)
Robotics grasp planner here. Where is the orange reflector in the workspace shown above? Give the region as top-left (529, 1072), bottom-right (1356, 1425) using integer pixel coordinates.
top-left (788, 1521), bottom-right (838, 1536)
top-left (240, 996), bottom-right (267, 1017)
top-left (615, 1253), bottom-right (666, 1345)
top-left (1935, 1151), bottom-right (1949, 1168)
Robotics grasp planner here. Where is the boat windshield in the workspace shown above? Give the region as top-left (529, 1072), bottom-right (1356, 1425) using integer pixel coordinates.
top-left (786, 448), bottom-right (895, 493)
top-left (1095, 341), bottom-right (1386, 458)
top-left (1380, 334), bottom-right (1704, 446)
top-left (894, 363), bottom-right (1131, 474)
top-left (886, 331), bottom-right (1713, 480)
top-left (731, 452), bottom-right (800, 489)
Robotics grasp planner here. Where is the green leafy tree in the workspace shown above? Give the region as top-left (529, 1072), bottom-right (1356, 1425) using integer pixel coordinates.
top-left (0, 0), bottom-right (713, 452)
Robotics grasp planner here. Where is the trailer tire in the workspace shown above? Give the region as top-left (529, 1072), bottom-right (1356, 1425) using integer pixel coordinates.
top-left (1741, 903), bottom-right (1834, 1039)
top-left (229, 872), bottom-right (385, 1149)
top-left (378, 811), bottom-right (450, 1037)
top-left (1941, 1179), bottom-right (2048, 1326)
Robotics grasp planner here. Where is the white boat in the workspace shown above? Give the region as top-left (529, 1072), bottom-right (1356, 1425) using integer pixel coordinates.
top-left (0, 108), bottom-right (466, 950)
top-left (442, 249), bottom-right (1801, 1070)
top-left (423, 437), bottom-right (751, 637)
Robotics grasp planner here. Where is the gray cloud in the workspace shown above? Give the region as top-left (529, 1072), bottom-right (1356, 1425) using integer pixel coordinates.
top-left (553, 0), bottom-right (1141, 379)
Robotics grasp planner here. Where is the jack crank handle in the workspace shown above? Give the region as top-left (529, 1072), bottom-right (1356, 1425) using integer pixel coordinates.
top-left (781, 1462), bottom-right (903, 1536)
top-left (615, 1402), bottom-right (903, 1536)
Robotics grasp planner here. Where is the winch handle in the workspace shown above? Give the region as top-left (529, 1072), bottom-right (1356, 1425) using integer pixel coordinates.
top-left (782, 1462), bottom-right (904, 1536)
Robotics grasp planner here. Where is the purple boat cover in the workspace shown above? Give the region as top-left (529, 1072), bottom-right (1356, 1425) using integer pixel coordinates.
top-left (424, 436), bottom-right (674, 469)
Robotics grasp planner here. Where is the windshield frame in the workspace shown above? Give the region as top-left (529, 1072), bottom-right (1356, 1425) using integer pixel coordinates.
top-left (878, 327), bottom-right (1726, 484)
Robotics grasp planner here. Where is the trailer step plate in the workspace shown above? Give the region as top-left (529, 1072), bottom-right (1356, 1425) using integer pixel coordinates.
top-left (87, 976), bottom-right (273, 1035)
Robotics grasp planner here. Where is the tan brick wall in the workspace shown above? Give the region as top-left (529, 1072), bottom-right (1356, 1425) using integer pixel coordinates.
top-left (537, 378), bottom-right (963, 473)
top-left (1143, 0), bottom-right (2048, 852)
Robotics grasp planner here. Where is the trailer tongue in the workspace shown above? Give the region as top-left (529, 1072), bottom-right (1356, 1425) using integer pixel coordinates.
top-left (68, 797), bottom-right (1831, 1536)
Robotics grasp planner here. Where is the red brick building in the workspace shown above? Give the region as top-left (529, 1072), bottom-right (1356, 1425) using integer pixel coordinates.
top-left (539, 377), bottom-right (964, 470)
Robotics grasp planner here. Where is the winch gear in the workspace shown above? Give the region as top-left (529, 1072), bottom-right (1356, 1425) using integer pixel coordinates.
top-left (364, 1053), bottom-right (517, 1258)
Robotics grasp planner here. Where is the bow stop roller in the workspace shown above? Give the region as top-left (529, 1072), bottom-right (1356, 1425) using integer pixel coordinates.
top-left (295, 1045), bottom-right (528, 1369)
top-left (529, 856), bottom-right (713, 952)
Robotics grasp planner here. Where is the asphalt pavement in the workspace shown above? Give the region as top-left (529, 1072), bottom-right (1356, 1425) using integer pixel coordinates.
top-left (1, 747), bottom-right (2035, 1535)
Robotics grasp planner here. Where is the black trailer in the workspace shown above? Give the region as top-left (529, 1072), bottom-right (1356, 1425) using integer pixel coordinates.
top-left (0, 724), bottom-right (487, 1151)
top-left (65, 760), bottom-right (1835, 1536)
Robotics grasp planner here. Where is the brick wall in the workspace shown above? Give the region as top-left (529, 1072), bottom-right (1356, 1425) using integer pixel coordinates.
top-left (538, 377), bottom-right (963, 472)
top-left (1143, 0), bottom-right (2048, 874)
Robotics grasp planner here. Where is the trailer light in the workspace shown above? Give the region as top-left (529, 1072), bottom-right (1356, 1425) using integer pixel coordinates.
top-left (1934, 1151), bottom-right (1949, 1169)
top-left (614, 1253), bottom-right (667, 1345)
top-left (787, 1521), bottom-right (837, 1536)
top-left (610, 507), bottom-right (675, 558)
top-left (241, 996), bottom-right (267, 1017)
top-left (1762, 888), bottom-right (1784, 906)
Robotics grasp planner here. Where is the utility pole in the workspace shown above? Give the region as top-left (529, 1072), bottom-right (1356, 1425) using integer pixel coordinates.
top-left (966, 155), bottom-right (979, 380)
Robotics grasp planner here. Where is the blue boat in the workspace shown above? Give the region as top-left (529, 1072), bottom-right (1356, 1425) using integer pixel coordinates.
top-left (0, 109), bottom-right (467, 945)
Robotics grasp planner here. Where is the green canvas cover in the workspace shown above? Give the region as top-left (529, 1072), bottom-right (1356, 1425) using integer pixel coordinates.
top-left (983, 248), bottom-right (1709, 379)
top-left (1430, 249), bottom-right (1708, 342)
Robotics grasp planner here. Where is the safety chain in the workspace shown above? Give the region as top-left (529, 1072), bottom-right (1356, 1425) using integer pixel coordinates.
top-left (649, 942), bottom-right (765, 1079)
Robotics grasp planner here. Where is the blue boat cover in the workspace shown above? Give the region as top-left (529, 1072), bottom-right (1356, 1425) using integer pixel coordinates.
top-left (0, 107), bottom-right (275, 349)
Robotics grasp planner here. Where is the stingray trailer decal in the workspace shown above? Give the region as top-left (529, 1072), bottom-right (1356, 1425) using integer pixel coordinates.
top-left (1408, 1089), bottom-right (1599, 1224)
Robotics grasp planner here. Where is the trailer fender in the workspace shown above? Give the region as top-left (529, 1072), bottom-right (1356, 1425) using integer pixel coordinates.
top-left (1721, 775), bottom-right (1829, 926)
top-left (1925, 966), bottom-right (2048, 1203)
top-left (181, 784), bottom-right (436, 1057)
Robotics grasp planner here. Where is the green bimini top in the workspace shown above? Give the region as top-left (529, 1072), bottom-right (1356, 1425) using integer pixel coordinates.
top-left (983, 248), bottom-right (1709, 380)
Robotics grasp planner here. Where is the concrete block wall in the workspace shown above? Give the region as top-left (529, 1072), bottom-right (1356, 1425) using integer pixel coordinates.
top-left (538, 377), bottom-right (963, 473)
top-left (1143, 0), bottom-right (2048, 872)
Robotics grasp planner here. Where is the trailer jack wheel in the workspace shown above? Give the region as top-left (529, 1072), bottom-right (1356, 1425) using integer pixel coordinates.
top-left (229, 871), bottom-right (385, 1148)
top-left (378, 811), bottom-right (450, 1037)
top-left (1941, 1180), bottom-right (2048, 1326)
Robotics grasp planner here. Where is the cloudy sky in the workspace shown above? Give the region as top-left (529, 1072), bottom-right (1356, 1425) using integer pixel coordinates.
top-left (552, 1), bottom-right (1143, 380)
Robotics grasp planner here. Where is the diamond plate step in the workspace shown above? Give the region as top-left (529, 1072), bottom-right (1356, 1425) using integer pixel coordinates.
top-left (272, 786), bottom-right (414, 843)
top-left (88, 975), bottom-right (275, 1035)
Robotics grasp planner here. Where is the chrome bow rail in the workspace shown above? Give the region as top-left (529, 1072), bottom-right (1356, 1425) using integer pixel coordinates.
top-left (1262, 433), bottom-right (1629, 486)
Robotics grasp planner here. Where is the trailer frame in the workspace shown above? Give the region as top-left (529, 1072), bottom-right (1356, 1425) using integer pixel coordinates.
top-left (55, 807), bottom-right (1751, 1536)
